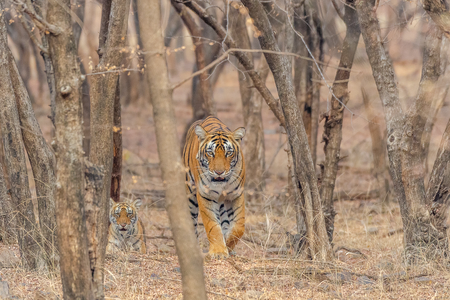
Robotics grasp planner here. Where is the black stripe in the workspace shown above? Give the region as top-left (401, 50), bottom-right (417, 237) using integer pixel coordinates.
top-left (189, 198), bottom-right (198, 208)
top-left (221, 220), bottom-right (230, 226)
top-left (201, 195), bottom-right (218, 203)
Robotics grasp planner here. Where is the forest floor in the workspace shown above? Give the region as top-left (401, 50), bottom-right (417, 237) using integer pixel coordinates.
top-left (2, 49), bottom-right (450, 299)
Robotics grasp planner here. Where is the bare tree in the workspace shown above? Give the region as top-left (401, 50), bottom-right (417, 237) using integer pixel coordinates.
top-left (423, 0), bottom-right (450, 38)
top-left (230, 6), bottom-right (266, 203)
top-left (137, 0), bottom-right (207, 298)
top-left (88, 0), bottom-right (130, 295)
top-left (320, 0), bottom-right (361, 242)
top-left (357, 0), bottom-right (448, 259)
top-left (8, 49), bottom-right (57, 268)
top-left (0, 9), bottom-right (46, 270)
top-left (110, 81), bottom-right (122, 203)
top-left (45, 0), bottom-right (94, 296)
top-left (241, 0), bottom-right (333, 260)
top-left (182, 0), bottom-right (286, 127)
top-left (0, 148), bottom-right (15, 244)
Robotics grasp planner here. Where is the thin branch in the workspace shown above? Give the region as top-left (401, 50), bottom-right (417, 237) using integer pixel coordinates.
top-left (171, 48), bottom-right (353, 90)
top-left (423, 0), bottom-right (450, 38)
top-left (171, 49), bottom-right (232, 89)
top-left (180, 0), bottom-right (286, 127)
top-left (19, 17), bottom-right (48, 54)
top-left (171, 0), bottom-right (214, 114)
top-left (13, 1), bottom-right (62, 35)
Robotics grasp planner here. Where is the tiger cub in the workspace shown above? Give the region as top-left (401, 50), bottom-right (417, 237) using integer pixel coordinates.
top-left (183, 116), bottom-right (246, 259)
top-left (107, 199), bottom-right (147, 254)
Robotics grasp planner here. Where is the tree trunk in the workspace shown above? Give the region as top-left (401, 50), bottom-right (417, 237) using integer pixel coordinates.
top-left (0, 150), bottom-right (15, 244)
top-left (320, 0), bottom-right (361, 243)
top-left (400, 25), bottom-right (447, 257)
top-left (230, 7), bottom-right (266, 204)
top-left (356, 0), bottom-right (408, 234)
top-left (427, 119), bottom-right (450, 238)
top-left (309, 11), bottom-right (323, 166)
top-left (171, 0), bottom-right (214, 118)
top-left (241, 0), bottom-right (333, 261)
top-left (357, 0), bottom-right (448, 260)
top-left (423, 38), bottom-right (450, 173)
top-left (110, 80), bottom-right (122, 203)
top-left (46, 0), bottom-right (94, 297)
top-left (0, 11), bottom-right (44, 270)
top-left (88, 0), bottom-right (130, 296)
top-left (294, 4), bottom-right (309, 114)
top-left (8, 50), bottom-right (58, 268)
top-left (184, 0), bottom-right (286, 127)
top-left (361, 88), bottom-right (389, 206)
top-left (423, 0), bottom-right (450, 39)
top-left (137, 0), bottom-right (207, 298)
top-left (72, 0), bottom-right (91, 156)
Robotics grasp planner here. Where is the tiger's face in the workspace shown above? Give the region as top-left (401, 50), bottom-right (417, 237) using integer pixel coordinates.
top-left (195, 125), bottom-right (245, 182)
top-left (110, 199), bottom-right (142, 233)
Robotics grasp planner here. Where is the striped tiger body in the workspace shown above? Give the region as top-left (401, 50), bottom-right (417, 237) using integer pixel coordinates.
top-left (183, 116), bottom-right (246, 259)
top-left (107, 199), bottom-right (147, 254)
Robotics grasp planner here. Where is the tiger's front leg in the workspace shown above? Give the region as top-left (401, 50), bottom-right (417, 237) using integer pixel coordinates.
top-left (225, 194), bottom-right (245, 252)
top-left (197, 193), bottom-right (228, 259)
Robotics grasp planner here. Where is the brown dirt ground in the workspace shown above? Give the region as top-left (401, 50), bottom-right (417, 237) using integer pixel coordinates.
top-left (2, 3), bottom-right (450, 298)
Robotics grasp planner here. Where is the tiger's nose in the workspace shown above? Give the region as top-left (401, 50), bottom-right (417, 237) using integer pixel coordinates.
top-left (120, 223), bottom-right (127, 227)
top-left (215, 170), bottom-right (225, 175)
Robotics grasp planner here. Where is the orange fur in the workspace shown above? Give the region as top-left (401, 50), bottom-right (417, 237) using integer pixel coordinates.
top-left (183, 116), bottom-right (246, 258)
top-left (107, 199), bottom-right (147, 254)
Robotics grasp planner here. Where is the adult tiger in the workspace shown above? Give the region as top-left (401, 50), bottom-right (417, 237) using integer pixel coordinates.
top-left (107, 199), bottom-right (147, 254)
top-left (183, 116), bottom-right (246, 259)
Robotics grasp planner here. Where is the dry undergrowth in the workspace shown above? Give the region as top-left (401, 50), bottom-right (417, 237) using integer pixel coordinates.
top-left (2, 196), bottom-right (450, 300)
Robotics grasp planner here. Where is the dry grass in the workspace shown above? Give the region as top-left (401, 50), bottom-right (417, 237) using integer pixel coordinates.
top-left (3, 198), bottom-right (450, 299)
top-left (3, 6), bottom-right (450, 297)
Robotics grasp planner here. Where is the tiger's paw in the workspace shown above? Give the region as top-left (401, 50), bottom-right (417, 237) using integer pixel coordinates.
top-left (204, 250), bottom-right (229, 262)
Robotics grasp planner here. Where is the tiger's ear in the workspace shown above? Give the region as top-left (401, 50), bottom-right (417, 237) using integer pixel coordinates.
top-left (110, 198), bottom-right (116, 208)
top-left (233, 127), bottom-right (246, 142)
top-left (133, 198), bottom-right (143, 210)
top-left (195, 125), bottom-right (207, 142)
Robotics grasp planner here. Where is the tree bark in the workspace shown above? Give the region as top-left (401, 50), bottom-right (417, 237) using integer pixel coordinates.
top-left (72, 0), bottom-right (91, 156)
top-left (423, 38), bottom-right (450, 173)
top-left (171, 0), bottom-right (214, 118)
top-left (183, 0), bottom-right (286, 127)
top-left (362, 88), bottom-right (389, 205)
top-left (8, 50), bottom-right (58, 268)
top-left (356, 0), bottom-right (408, 232)
top-left (427, 119), bottom-right (450, 238)
top-left (357, 0), bottom-right (448, 260)
top-left (294, 4), bottom-right (309, 114)
top-left (0, 10), bottom-right (44, 270)
top-left (320, 0), bottom-right (361, 243)
top-left (423, 0), bottom-right (450, 38)
top-left (137, 0), bottom-right (207, 298)
top-left (400, 25), bottom-right (448, 257)
top-left (46, 0), bottom-right (94, 297)
top-left (230, 7), bottom-right (266, 203)
top-left (241, 0), bottom-right (333, 261)
top-left (110, 80), bottom-right (122, 203)
top-left (308, 11), bottom-right (323, 165)
top-left (88, 0), bottom-right (130, 296)
top-left (0, 151), bottom-right (15, 244)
